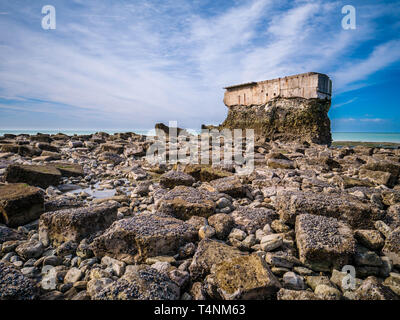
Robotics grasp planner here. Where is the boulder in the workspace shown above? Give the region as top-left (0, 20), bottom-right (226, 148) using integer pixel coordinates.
top-left (0, 183), bottom-right (44, 227)
top-left (0, 225), bottom-right (25, 243)
top-left (0, 261), bottom-right (39, 300)
top-left (295, 214), bottom-right (355, 272)
top-left (209, 176), bottom-right (249, 198)
top-left (276, 191), bottom-right (383, 228)
top-left (359, 169), bottom-right (393, 187)
top-left (189, 239), bottom-right (247, 281)
top-left (90, 213), bottom-right (197, 263)
top-left (354, 276), bottom-right (398, 300)
top-left (277, 288), bottom-right (319, 300)
top-left (5, 164), bottom-right (62, 188)
top-left (183, 164), bottom-right (233, 182)
top-left (89, 265), bottom-right (180, 300)
top-left (100, 143), bottom-right (124, 154)
top-left (15, 239), bottom-right (43, 259)
top-left (354, 230), bottom-right (385, 251)
top-left (156, 186), bottom-right (216, 220)
top-left (207, 214), bottom-right (234, 240)
top-left (39, 203), bottom-right (118, 246)
top-left (205, 255), bottom-right (281, 300)
top-left (230, 206), bottom-right (278, 234)
top-left (159, 170), bottom-right (195, 189)
top-left (382, 227), bottom-right (400, 266)
top-left (53, 163), bottom-right (84, 177)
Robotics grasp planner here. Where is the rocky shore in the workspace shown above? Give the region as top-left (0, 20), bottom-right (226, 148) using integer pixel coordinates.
top-left (1, 131), bottom-right (400, 300)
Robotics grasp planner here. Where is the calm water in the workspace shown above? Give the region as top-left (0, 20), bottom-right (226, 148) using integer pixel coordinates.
top-left (1, 130), bottom-right (400, 143)
top-left (332, 132), bottom-right (400, 143)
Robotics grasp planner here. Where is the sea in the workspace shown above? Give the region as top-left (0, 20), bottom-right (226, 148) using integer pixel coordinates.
top-left (0, 130), bottom-right (400, 143)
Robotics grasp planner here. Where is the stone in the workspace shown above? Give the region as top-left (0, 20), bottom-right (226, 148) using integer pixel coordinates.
top-left (230, 206), bottom-right (278, 234)
top-left (168, 269), bottom-right (190, 288)
top-left (159, 170), bottom-right (195, 189)
top-left (0, 261), bottom-right (38, 300)
top-left (151, 261), bottom-right (171, 274)
top-left (362, 160), bottom-right (400, 186)
top-left (314, 284), bottom-right (342, 300)
top-left (277, 288), bottom-right (319, 300)
top-left (87, 277), bottom-right (113, 297)
top-left (183, 164), bottom-right (233, 182)
top-left (355, 229), bottom-right (385, 251)
top-left (209, 176), bottom-right (249, 198)
top-left (205, 255), bottom-right (281, 300)
top-left (5, 164), bottom-right (62, 188)
top-left (198, 225), bottom-right (216, 240)
top-left (15, 240), bottom-right (43, 259)
top-left (382, 227), bottom-right (400, 265)
top-left (383, 273), bottom-right (400, 296)
top-left (90, 265), bottom-right (180, 300)
top-left (282, 272), bottom-right (306, 290)
top-left (295, 214), bottom-right (355, 271)
top-left (53, 163), bottom-right (84, 177)
top-left (271, 220), bottom-right (291, 233)
top-left (0, 225), bottom-right (25, 243)
top-left (305, 275), bottom-right (332, 291)
top-left (260, 234), bottom-right (283, 252)
top-left (190, 282), bottom-right (206, 300)
top-left (100, 143), bottom-right (124, 154)
top-left (265, 251), bottom-right (301, 269)
top-left (64, 267), bottom-right (83, 284)
top-left (207, 213), bottom-right (234, 239)
top-left (186, 216), bottom-right (208, 230)
top-left (156, 186), bottom-right (216, 220)
top-left (228, 228), bottom-right (247, 241)
top-left (219, 96), bottom-right (332, 145)
top-left (375, 220), bottom-right (392, 238)
top-left (276, 190), bottom-right (383, 228)
top-left (39, 203), bottom-right (118, 246)
top-left (189, 239), bottom-right (247, 281)
top-left (91, 213), bottom-right (197, 263)
top-left (359, 169), bottom-right (393, 186)
top-left (267, 158), bottom-right (295, 170)
top-left (354, 276), bottom-right (398, 300)
top-left (101, 256), bottom-right (126, 277)
top-left (0, 183), bottom-right (44, 227)
top-left (354, 245), bottom-right (382, 267)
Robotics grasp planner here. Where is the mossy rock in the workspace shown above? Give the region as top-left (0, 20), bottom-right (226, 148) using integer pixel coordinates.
top-left (54, 163), bottom-right (84, 177)
top-left (0, 183), bottom-right (44, 227)
top-left (4, 164), bottom-right (62, 188)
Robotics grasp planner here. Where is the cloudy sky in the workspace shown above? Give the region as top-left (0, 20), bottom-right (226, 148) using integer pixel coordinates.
top-left (0, 0), bottom-right (399, 132)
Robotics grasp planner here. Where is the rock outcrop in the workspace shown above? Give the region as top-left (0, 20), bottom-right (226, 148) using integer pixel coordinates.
top-left (219, 97), bottom-right (332, 145)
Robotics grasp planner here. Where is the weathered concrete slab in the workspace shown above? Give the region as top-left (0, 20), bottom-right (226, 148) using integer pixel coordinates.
top-left (39, 203), bottom-right (118, 246)
top-left (91, 213), bottom-right (197, 263)
top-left (5, 164), bottom-right (62, 188)
top-left (0, 183), bottom-right (44, 227)
top-left (295, 214), bottom-right (355, 272)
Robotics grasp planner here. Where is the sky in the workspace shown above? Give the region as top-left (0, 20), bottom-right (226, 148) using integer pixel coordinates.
top-left (0, 0), bottom-right (399, 132)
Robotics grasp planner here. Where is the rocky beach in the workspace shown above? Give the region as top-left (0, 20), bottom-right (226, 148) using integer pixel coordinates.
top-left (1, 93), bottom-right (400, 301)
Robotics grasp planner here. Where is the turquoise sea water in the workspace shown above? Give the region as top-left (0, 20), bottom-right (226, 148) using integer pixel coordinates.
top-left (1, 130), bottom-right (400, 143)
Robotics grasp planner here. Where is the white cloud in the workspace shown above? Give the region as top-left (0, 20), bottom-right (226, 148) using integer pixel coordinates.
top-left (0, 0), bottom-right (399, 129)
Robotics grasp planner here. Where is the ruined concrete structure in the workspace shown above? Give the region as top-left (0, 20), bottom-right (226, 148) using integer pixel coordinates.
top-left (223, 72), bottom-right (332, 108)
top-left (219, 72), bottom-right (333, 145)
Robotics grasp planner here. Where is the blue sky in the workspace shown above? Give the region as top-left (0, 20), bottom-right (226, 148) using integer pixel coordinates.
top-left (0, 0), bottom-right (399, 132)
